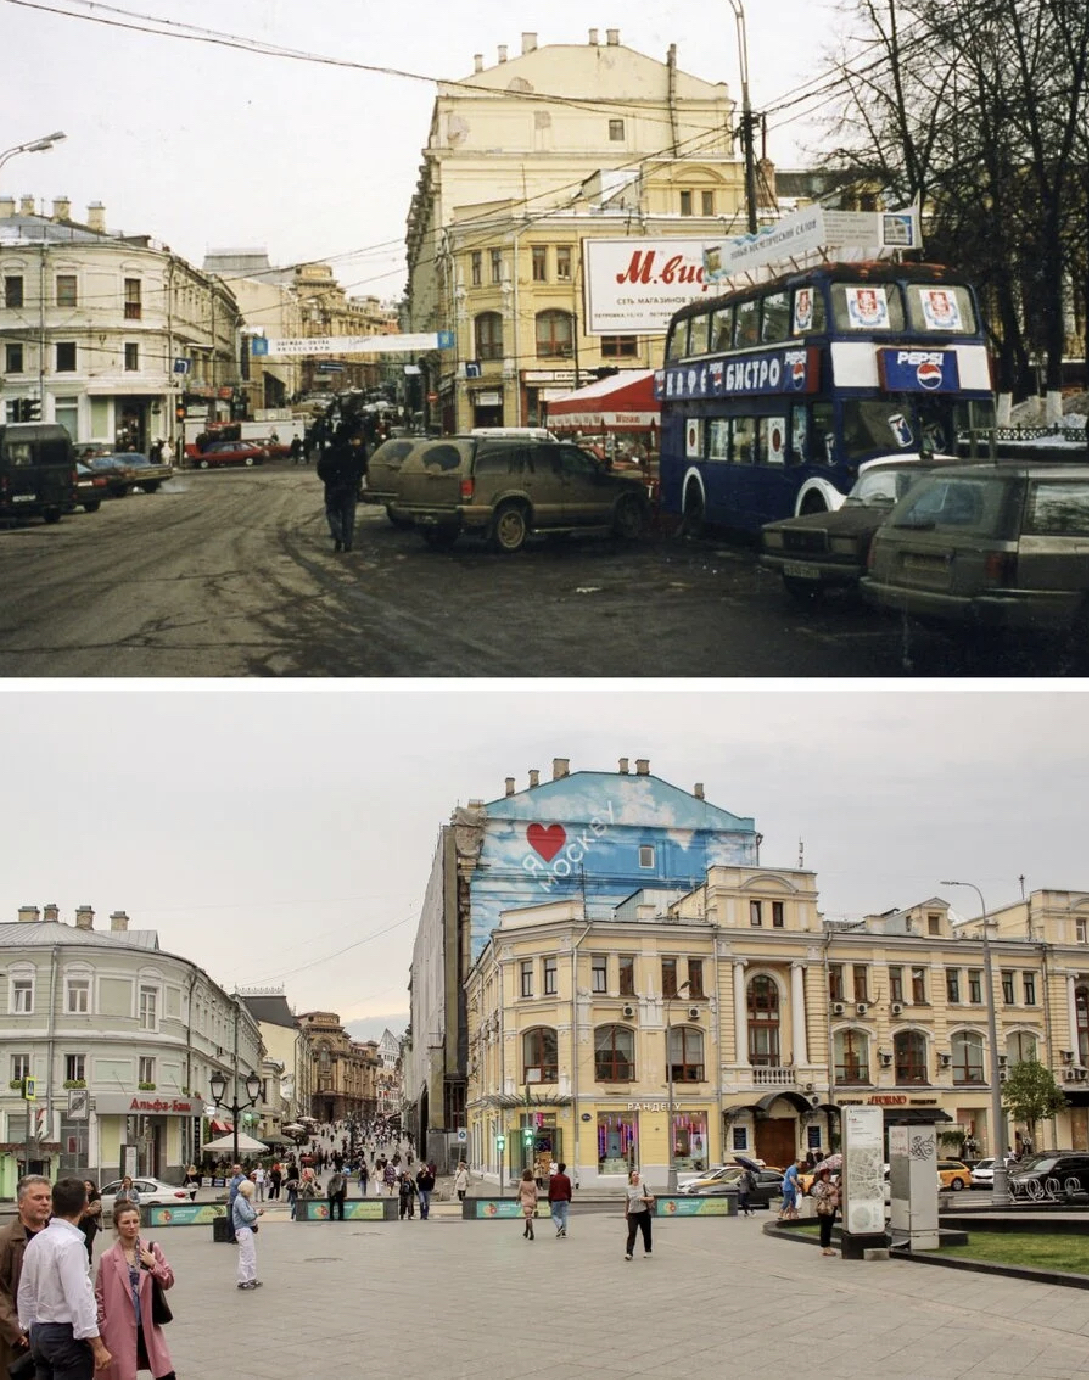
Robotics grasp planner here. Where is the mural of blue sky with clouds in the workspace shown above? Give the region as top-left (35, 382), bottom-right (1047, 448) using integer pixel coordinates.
top-left (469, 771), bottom-right (757, 959)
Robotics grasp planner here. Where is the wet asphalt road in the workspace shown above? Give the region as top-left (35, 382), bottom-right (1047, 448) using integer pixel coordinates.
top-left (0, 465), bottom-right (1050, 678)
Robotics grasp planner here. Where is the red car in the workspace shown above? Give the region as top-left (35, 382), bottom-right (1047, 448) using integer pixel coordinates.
top-left (190, 440), bottom-right (266, 469)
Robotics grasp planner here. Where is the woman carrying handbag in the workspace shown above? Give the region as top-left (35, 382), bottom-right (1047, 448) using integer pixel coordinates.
top-left (623, 1169), bottom-right (654, 1260)
top-left (94, 1203), bottom-right (176, 1379)
top-left (812, 1166), bottom-right (840, 1256)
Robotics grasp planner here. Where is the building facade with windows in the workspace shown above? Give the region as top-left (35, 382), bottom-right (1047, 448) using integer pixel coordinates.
top-left (405, 30), bottom-right (749, 434)
top-left (237, 986), bottom-right (309, 1125)
top-left (0, 904), bottom-right (262, 1197)
top-left (405, 757), bottom-right (758, 1166)
top-left (298, 1011), bottom-right (379, 1125)
top-left (0, 196), bottom-right (241, 449)
top-left (464, 874), bottom-right (1089, 1187)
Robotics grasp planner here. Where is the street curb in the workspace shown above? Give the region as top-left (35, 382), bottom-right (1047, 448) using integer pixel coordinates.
top-left (903, 1250), bottom-right (1089, 1291)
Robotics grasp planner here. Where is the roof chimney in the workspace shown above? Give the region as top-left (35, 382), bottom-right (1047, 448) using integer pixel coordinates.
top-left (43, 903), bottom-right (59, 923)
top-left (87, 202), bottom-right (106, 234)
top-left (618, 757), bottom-right (629, 774)
top-left (694, 782), bottom-right (705, 799)
top-left (521, 32), bottom-right (537, 54)
top-left (19, 195), bottom-right (35, 217)
top-left (473, 53), bottom-right (484, 73)
top-left (52, 196), bottom-right (71, 222)
top-left (497, 44), bottom-right (508, 62)
top-left (588, 28), bottom-right (599, 44)
top-left (553, 758), bottom-right (570, 781)
top-left (110, 910), bottom-right (129, 932)
top-left (75, 906), bottom-right (95, 931)
top-left (504, 776), bottom-right (516, 797)
top-left (0, 196), bottom-right (15, 219)
top-left (528, 769), bottom-right (540, 788)
top-left (606, 28), bottom-right (619, 45)
top-left (635, 758), bottom-right (650, 775)
top-left (17, 905), bottom-right (41, 923)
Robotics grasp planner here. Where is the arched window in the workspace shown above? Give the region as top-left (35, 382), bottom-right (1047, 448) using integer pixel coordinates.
top-left (1007, 1031), bottom-right (1037, 1064)
top-left (1077, 985), bottom-right (1089, 1067)
top-left (894, 1030), bottom-right (928, 1085)
top-left (523, 1027), bottom-right (558, 1083)
top-left (747, 975), bottom-right (780, 1067)
top-left (536, 309), bottom-right (574, 359)
top-left (668, 1027), bottom-right (705, 1082)
top-left (475, 312), bottom-right (504, 361)
top-left (833, 1029), bottom-right (869, 1085)
top-left (952, 1030), bottom-right (984, 1085)
top-left (594, 1025), bottom-right (634, 1082)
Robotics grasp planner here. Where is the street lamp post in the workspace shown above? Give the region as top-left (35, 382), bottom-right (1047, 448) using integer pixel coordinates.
top-left (209, 1069), bottom-right (262, 1165)
top-left (0, 131), bottom-right (67, 182)
top-left (726, 2), bottom-right (759, 235)
top-left (666, 980), bottom-right (692, 1191)
top-left (941, 881), bottom-right (1009, 1205)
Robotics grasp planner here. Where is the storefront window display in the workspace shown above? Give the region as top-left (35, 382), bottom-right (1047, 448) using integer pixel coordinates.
top-left (519, 1112), bottom-right (561, 1184)
top-left (598, 1112), bottom-right (638, 1175)
top-left (671, 1111), bottom-right (708, 1171)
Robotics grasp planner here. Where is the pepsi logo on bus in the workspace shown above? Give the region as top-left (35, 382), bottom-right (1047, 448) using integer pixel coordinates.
top-left (916, 359), bottom-right (943, 390)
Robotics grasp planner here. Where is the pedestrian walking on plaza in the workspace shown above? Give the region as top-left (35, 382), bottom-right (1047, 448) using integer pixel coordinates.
top-left (384, 1162), bottom-right (397, 1197)
top-left (285, 1171), bottom-right (300, 1221)
top-left (317, 426), bottom-right (366, 553)
top-left (17, 1177), bottom-right (113, 1378)
top-left (398, 1174), bottom-right (416, 1221)
top-left (268, 1163), bottom-right (282, 1202)
top-left (289, 436), bottom-right (303, 465)
top-left (415, 1164), bottom-right (435, 1220)
top-left (94, 1202), bottom-right (176, 1380)
top-left (0, 1174), bottom-right (53, 1378)
top-left (226, 1164), bottom-right (245, 1244)
top-left (812, 1166), bottom-right (840, 1257)
top-left (623, 1169), bottom-right (654, 1260)
top-left (737, 1166), bottom-right (755, 1218)
top-left (253, 1165), bottom-right (266, 1203)
top-left (519, 1169), bottom-right (537, 1242)
top-left (779, 1161), bottom-right (802, 1222)
top-left (453, 1161), bottom-right (469, 1204)
top-left (115, 1177), bottom-right (141, 1212)
top-left (78, 1181), bottom-right (103, 1264)
top-left (358, 1161), bottom-right (369, 1197)
top-left (548, 1161), bottom-right (572, 1238)
top-left (327, 1170), bottom-right (347, 1222)
top-left (232, 1182), bottom-right (264, 1291)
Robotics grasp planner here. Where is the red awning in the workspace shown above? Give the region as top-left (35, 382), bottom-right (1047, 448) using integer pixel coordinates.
top-left (209, 1119), bottom-right (232, 1134)
top-left (545, 369), bottom-right (658, 432)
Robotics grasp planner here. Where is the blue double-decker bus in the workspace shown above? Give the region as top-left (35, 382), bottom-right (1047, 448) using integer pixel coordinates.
top-left (656, 262), bottom-right (995, 534)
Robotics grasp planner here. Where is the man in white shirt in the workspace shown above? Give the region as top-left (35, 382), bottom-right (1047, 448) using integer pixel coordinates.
top-left (17, 1178), bottom-right (111, 1378)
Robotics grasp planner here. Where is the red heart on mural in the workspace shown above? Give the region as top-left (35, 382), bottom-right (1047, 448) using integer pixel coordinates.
top-left (527, 823), bottom-right (566, 862)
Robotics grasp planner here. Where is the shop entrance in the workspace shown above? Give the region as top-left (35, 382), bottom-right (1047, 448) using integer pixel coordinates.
top-left (472, 394), bottom-right (503, 428)
top-left (116, 398), bottom-right (149, 453)
top-left (755, 1116), bottom-right (797, 1169)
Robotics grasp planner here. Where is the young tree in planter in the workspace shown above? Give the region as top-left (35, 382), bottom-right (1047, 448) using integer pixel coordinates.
top-left (1002, 1060), bottom-right (1067, 1149)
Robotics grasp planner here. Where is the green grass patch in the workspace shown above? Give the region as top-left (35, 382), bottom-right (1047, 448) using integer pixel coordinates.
top-left (938, 1233), bottom-right (1089, 1276)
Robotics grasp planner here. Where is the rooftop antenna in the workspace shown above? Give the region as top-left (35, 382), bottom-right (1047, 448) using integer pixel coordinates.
top-left (1019, 874), bottom-right (1026, 901)
top-left (798, 838), bottom-right (804, 869)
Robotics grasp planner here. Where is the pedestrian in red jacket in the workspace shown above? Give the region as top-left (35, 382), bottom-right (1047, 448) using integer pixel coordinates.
top-left (548, 1161), bottom-right (572, 1237)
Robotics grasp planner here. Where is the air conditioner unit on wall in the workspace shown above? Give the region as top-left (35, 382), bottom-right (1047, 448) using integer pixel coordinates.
top-left (808, 1093), bottom-right (821, 1107)
top-left (688, 1006), bottom-right (701, 1021)
top-left (891, 1002), bottom-right (903, 1016)
top-left (1064, 1068), bottom-right (1080, 1082)
top-left (856, 1002), bottom-right (868, 1016)
top-left (832, 1002), bottom-right (845, 1016)
top-left (622, 1003), bottom-right (635, 1019)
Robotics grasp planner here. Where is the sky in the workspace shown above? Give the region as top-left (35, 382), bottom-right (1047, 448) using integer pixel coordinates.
top-left (1, 688), bottom-right (1087, 1041)
top-left (0, 0), bottom-right (843, 294)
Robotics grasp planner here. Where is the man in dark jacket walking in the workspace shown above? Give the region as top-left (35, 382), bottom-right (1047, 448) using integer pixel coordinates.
top-left (0, 1176), bottom-right (53, 1377)
top-left (548, 1161), bottom-right (572, 1237)
top-left (317, 427), bottom-right (366, 552)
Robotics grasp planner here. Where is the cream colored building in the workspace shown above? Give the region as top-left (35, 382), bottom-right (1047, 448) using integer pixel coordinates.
top-left (406, 30), bottom-right (759, 433)
top-left (203, 252), bottom-right (304, 412)
top-left (466, 872), bottom-right (1089, 1187)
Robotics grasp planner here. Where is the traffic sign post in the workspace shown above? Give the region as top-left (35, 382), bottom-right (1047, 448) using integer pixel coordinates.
top-left (496, 1133), bottom-right (505, 1196)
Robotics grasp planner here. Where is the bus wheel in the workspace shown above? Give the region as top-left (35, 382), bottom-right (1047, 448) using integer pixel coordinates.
top-left (799, 491), bottom-right (828, 516)
top-left (681, 485), bottom-right (705, 539)
top-left (43, 507), bottom-right (62, 525)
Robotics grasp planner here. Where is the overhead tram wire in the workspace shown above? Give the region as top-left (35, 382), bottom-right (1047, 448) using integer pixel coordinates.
top-left (246, 910), bottom-right (419, 985)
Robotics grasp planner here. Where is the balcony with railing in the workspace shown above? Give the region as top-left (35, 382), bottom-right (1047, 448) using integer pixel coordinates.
top-left (752, 1065), bottom-right (796, 1087)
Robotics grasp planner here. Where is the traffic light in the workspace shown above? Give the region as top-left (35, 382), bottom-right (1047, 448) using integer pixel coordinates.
top-left (22, 1076), bottom-right (35, 1101)
top-left (21, 397), bottom-right (41, 422)
top-left (523, 1127), bottom-right (533, 1146)
top-left (496, 1134), bottom-right (505, 1151)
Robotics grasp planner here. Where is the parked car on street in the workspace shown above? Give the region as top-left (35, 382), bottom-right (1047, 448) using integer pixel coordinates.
top-left (192, 440), bottom-right (266, 469)
top-left (863, 464), bottom-right (1089, 664)
top-left (967, 1155), bottom-right (1016, 1188)
top-left (937, 1159), bottom-right (973, 1190)
top-left (83, 454), bottom-right (135, 498)
top-left (372, 434), bottom-right (649, 552)
top-left (761, 456), bottom-right (964, 600)
top-left (73, 463), bottom-right (109, 512)
top-left (123, 452), bottom-right (174, 492)
top-left (0, 422), bottom-right (76, 524)
top-left (1008, 1152), bottom-right (1089, 1201)
top-left (99, 1176), bottom-right (190, 1222)
top-left (683, 1167), bottom-right (784, 1208)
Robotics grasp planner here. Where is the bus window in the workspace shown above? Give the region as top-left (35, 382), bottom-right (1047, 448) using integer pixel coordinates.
top-left (810, 403), bottom-right (835, 464)
top-left (666, 321), bottom-right (688, 362)
top-left (710, 306), bottom-right (734, 353)
top-left (731, 416), bottom-right (762, 465)
top-left (792, 285), bottom-right (826, 335)
top-left (734, 299), bottom-right (759, 349)
top-left (831, 282), bottom-right (905, 332)
top-left (708, 419), bottom-right (729, 461)
top-left (791, 406), bottom-right (808, 465)
top-left (842, 399), bottom-right (916, 460)
top-left (688, 313), bottom-right (711, 356)
top-left (906, 283), bottom-right (977, 335)
top-left (761, 292), bottom-right (790, 344)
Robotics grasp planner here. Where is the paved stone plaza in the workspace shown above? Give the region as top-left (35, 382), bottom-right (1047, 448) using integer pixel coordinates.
top-left (113, 1212), bottom-right (1089, 1379)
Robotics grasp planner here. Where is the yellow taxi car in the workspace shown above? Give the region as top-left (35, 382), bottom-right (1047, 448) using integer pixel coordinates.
top-left (937, 1159), bottom-right (973, 1191)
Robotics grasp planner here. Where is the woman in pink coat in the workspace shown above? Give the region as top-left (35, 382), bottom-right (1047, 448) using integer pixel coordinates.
top-left (94, 1202), bottom-right (176, 1379)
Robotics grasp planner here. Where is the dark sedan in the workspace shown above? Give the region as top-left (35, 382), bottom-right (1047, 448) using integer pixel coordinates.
top-left (73, 463), bottom-right (109, 512)
top-left (83, 454), bottom-right (135, 498)
top-left (761, 457), bottom-right (961, 600)
top-left (122, 453), bottom-right (174, 492)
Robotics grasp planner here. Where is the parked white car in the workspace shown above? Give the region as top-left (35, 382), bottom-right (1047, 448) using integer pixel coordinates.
top-left (99, 1177), bottom-right (190, 1221)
